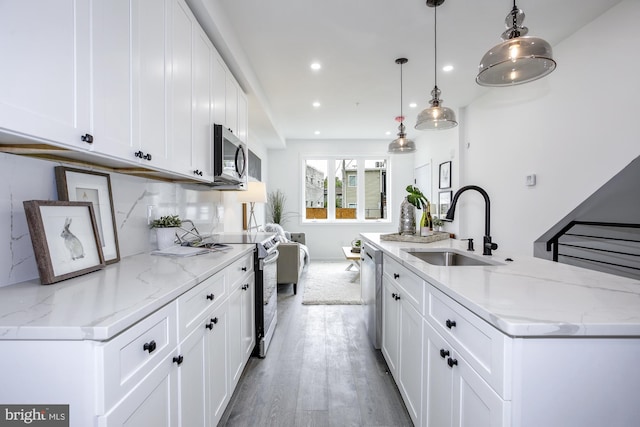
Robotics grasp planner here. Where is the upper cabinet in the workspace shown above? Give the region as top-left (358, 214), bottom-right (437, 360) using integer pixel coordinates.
top-left (0, 0), bottom-right (92, 149)
top-left (0, 0), bottom-right (247, 183)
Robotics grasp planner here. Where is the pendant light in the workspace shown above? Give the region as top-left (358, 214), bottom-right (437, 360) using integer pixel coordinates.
top-left (476, 1), bottom-right (556, 86)
top-left (415, 0), bottom-right (457, 131)
top-left (388, 58), bottom-right (416, 153)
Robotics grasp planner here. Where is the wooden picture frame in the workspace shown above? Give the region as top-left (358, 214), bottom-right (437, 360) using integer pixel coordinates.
top-left (23, 200), bottom-right (106, 285)
top-left (439, 161), bottom-right (451, 189)
top-left (55, 166), bottom-right (120, 264)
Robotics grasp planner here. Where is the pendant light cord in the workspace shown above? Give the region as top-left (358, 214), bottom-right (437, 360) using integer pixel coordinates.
top-left (400, 61), bottom-right (403, 119)
top-left (433, 4), bottom-right (438, 88)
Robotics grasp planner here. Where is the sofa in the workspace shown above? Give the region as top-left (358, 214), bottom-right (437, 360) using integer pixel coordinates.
top-left (262, 224), bottom-right (309, 295)
top-left (276, 232), bottom-right (307, 294)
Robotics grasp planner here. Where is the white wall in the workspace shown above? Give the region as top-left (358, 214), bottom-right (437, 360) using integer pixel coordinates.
top-left (268, 139), bottom-right (414, 260)
top-left (414, 0), bottom-right (640, 258)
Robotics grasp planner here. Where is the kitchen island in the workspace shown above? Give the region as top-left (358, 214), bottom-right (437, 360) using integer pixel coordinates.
top-left (0, 244), bottom-right (256, 427)
top-left (361, 232), bottom-right (640, 427)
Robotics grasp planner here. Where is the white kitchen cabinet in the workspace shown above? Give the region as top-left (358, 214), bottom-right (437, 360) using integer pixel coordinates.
top-left (237, 89), bottom-right (248, 143)
top-left (0, 0), bottom-right (91, 149)
top-left (191, 25), bottom-right (215, 181)
top-left (206, 303), bottom-right (230, 425)
top-left (423, 319), bottom-right (508, 427)
top-left (228, 273), bottom-right (255, 389)
top-left (225, 75), bottom-right (239, 137)
top-left (212, 52), bottom-right (227, 128)
top-left (381, 267), bottom-right (424, 426)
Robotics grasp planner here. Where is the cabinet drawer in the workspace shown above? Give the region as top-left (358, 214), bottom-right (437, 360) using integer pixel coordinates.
top-left (97, 302), bottom-right (177, 413)
top-left (427, 287), bottom-right (510, 398)
top-left (228, 252), bottom-right (254, 288)
top-left (177, 271), bottom-right (226, 339)
top-left (383, 255), bottom-right (425, 314)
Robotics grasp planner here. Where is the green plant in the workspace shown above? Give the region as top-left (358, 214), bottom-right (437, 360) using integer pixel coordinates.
top-left (432, 217), bottom-right (444, 228)
top-left (406, 185), bottom-right (432, 229)
top-left (150, 215), bottom-right (182, 228)
top-left (267, 190), bottom-right (287, 224)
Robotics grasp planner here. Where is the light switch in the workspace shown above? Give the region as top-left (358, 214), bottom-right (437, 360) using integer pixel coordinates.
top-left (526, 174), bottom-right (536, 186)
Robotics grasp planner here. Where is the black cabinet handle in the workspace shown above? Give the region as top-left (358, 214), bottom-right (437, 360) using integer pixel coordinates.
top-left (206, 293), bottom-right (215, 301)
top-left (446, 319), bottom-right (457, 329)
top-left (391, 292), bottom-right (397, 299)
top-left (143, 340), bottom-right (156, 353)
top-left (193, 169), bottom-right (203, 176)
top-left (173, 355), bottom-right (184, 365)
top-left (211, 317), bottom-right (218, 324)
top-left (242, 284), bottom-right (249, 291)
top-left (81, 133), bottom-right (94, 144)
top-left (241, 266), bottom-right (247, 272)
top-left (439, 349), bottom-right (450, 358)
top-left (134, 151), bottom-right (152, 161)
top-left (447, 358), bottom-right (458, 368)
top-left (206, 321), bottom-right (214, 330)
top-left (393, 273), bottom-right (400, 279)
top-left (395, 294), bottom-right (401, 301)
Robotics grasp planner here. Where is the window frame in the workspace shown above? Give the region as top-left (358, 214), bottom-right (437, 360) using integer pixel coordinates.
top-left (302, 155), bottom-right (391, 224)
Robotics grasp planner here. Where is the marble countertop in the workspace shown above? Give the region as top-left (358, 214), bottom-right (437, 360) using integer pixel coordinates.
top-left (361, 233), bottom-right (640, 337)
top-left (0, 244), bottom-right (254, 341)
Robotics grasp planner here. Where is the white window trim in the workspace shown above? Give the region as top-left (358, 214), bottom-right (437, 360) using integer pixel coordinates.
top-left (301, 155), bottom-right (391, 224)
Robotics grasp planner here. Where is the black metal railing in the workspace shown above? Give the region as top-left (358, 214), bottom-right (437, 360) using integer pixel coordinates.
top-left (545, 221), bottom-right (640, 279)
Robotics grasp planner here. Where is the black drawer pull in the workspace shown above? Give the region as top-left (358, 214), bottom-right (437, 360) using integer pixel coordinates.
top-left (446, 319), bottom-right (457, 329)
top-left (206, 321), bottom-right (214, 330)
top-left (392, 292), bottom-right (397, 299)
top-left (206, 293), bottom-right (215, 301)
top-left (81, 133), bottom-right (94, 144)
top-left (143, 340), bottom-right (156, 354)
top-left (193, 169), bottom-right (203, 176)
top-left (242, 284), bottom-right (249, 291)
top-left (173, 355), bottom-right (184, 365)
top-left (394, 294), bottom-right (401, 301)
top-left (241, 266), bottom-right (247, 272)
top-left (439, 349), bottom-right (450, 358)
top-left (447, 358), bottom-right (458, 368)
top-left (393, 273), bottom-right (400, 279)
top-left (211, 317), bottom-right (218, 324)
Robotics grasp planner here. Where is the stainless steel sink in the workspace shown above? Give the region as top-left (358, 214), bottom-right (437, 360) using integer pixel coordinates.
top-left (404, 250), bottom-right (502, 266)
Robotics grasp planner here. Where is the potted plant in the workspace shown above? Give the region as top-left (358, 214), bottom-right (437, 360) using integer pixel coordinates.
top-left (406, 185), bottom-right (432, 234)
top-left (150, 215), bottom-right (182, 250)
top-left (432, 217), bottom-right (444, 231)
top-left (267, 189), bottom-right (295, 226)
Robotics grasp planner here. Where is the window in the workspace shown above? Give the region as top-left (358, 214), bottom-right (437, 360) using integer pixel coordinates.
top-left (303, 157), bottom-right (388, 222)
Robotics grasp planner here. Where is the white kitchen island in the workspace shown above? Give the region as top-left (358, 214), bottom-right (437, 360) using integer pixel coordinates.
top-left (0, 244), bottom-right (256, 427)
top-left (361, 232), bottom-right (640, 427)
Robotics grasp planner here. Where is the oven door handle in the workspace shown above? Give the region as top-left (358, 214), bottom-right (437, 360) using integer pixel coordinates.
top-left (263, 249), bottom-right (279, 265)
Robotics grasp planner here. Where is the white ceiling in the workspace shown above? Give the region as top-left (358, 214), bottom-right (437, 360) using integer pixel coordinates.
top-left (210, 0), bottom-right (621, 148)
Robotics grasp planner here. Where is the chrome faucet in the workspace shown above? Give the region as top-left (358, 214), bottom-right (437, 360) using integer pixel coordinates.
top-left (445, 185), bottom-right (498, 256)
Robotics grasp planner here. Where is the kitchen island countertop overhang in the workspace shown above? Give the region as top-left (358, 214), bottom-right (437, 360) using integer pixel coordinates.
top-left (361, 232), bottom-right (640, 337)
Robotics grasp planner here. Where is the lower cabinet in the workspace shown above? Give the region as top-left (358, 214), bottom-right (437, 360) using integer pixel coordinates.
top-left (228, 272), bottom-right (255, 390)
top-left (423, 320), bottom-right (508, 427)
top-left (381, 276), bottom-right (423, 425)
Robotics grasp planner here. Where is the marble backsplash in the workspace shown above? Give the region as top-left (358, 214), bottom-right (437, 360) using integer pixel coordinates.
top-left (0, 152), bottom-right (225, 288)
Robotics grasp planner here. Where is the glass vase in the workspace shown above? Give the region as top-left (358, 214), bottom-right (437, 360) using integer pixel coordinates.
top-left (399, 197), bottom-right (416, 235)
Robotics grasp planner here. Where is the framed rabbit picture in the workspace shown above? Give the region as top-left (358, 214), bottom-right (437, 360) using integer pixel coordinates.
top-left (23, 200), bottom-right (106, 285)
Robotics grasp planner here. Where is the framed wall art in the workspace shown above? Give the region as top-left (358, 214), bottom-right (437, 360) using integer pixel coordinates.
top-left (55, 166), bottom-right (120, 264)
top-left (23, 200), bottom-right (106, 285)
top-left (439, 190), bottom-right (452, 218)
top-left (439, 161), bottom-right (451, 189)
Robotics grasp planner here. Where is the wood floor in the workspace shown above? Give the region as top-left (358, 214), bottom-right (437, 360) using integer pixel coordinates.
top-left (218, 277), bottom-right (413, 427)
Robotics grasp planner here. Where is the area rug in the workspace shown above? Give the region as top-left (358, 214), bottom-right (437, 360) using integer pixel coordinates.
top-left (301, 261), bottom-right (363, 305)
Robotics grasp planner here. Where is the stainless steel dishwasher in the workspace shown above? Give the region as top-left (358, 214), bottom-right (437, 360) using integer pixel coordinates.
top-left (361, 243), bottom-right (382, 349)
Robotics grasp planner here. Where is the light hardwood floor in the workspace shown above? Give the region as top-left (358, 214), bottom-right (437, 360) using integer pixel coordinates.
top-left (218, 277), bottom-right (413, 426)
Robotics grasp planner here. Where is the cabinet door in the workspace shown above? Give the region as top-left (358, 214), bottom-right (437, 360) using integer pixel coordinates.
top-left (168, 0), bottom-right (193, 177)
top-left (398, 299), bottom-right (423, 425)
top-left (178, 326), bottom-right (207, 427)
top-left (90, 0), bottom-right (134, 160)
top-left (225, 75), bottom-right (238, 134)
top-left (423, 320), bottom-right (453, 427)
top-left (191, 25), bottom-right (214, 182)
top-left (0, 0), bottom-right (90, 149)
top-left (212, 53), bottom-right (226, 127)
top-left (132, 0), bottom-right (170, 169)
top-left (381, 277), bottom-right (400, 378)
top-left (451, 353), bottom-right (508, 427)
top-left (228, 286), bottom-right (243, 388)
top-left (237, 90), bottom-right (248, 143)
top-left (206, 302), bottom-right (229, 426)
top-left (240, 275), bottom-right (255, 360)
top-left (99, 355), bottom-right (179, 427)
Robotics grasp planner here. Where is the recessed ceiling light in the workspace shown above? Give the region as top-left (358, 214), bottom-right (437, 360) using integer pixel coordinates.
top-left (314, 130), bottom-right (321, 135)
top-left (442, 65), bottom-right (454, 72)
top-left (310, 62), bottom-right (321, 71)
top-left (385, 131), bottom-right (391, 136)
top-left (312, 101), bottom-right (321, 108)
top-left (409, 102), bottom-right (417, 108)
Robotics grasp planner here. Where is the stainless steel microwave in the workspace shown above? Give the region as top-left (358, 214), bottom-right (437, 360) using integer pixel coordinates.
top-left (213, 124), bottom-right (247, 187)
